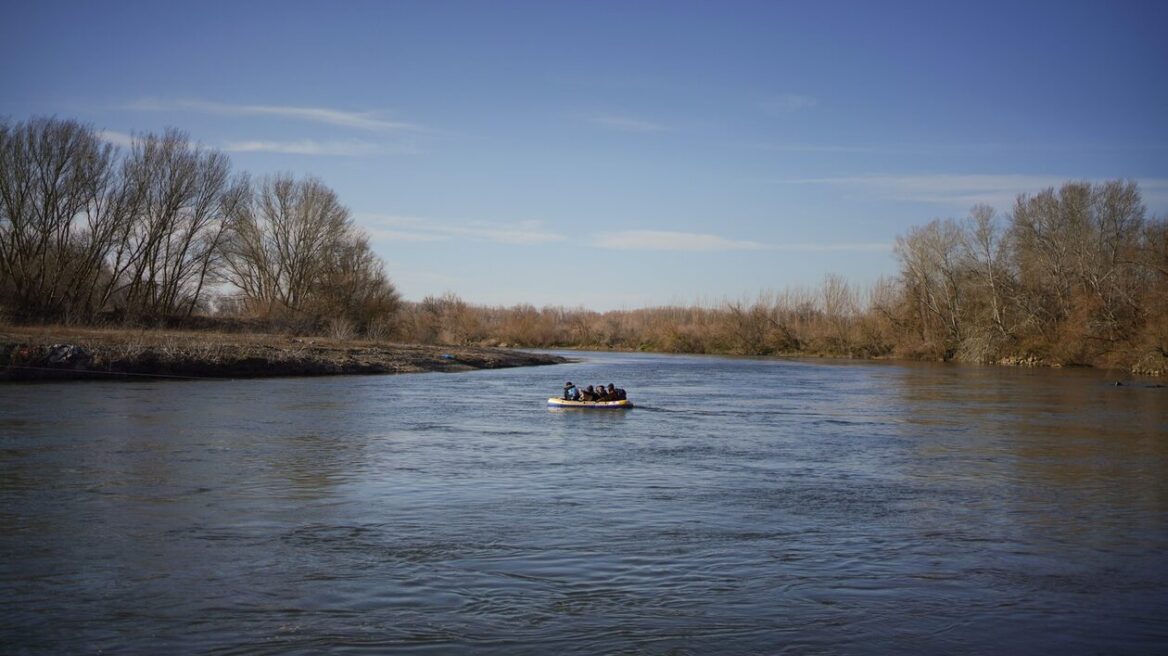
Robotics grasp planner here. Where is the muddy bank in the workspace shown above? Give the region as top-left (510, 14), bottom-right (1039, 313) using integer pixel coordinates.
top-left (0, 327), bottom-right (567, 382)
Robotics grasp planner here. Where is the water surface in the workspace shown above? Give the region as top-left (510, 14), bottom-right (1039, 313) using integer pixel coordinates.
top-left (2, 352), bottom-right (1166, 654)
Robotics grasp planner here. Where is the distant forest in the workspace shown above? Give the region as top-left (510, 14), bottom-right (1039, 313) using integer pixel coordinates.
top-left (3, 117), bottom-right (1166, 374)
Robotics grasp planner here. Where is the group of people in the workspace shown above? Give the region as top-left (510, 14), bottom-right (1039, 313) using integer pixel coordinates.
top-left (562, 381), bottom-right (626, 402)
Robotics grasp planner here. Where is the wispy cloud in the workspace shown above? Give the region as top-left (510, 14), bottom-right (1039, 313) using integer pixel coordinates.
top-left (748, 143), bottom-right (883, 154)
top-left (1131, 179), bottom-right (1168, 209)
top-left (591, 230), bottom-right (888, 253)
top-left (97, 130), bottom-right (135, 147)
top-left (752, 141), bottom-right (1168, 156)
top-left (360, 214), bottom-right (566, 245)
top-left (586, 114), bottom-right (668, 132)
top-left (744, 141), bottom-right (1168, 156)
top-left (771, 242), bottom-right (891, 253)
top-left (126, 98), bottom-right (421, 132)
top-left (378, 264), bottom-right (462, 288)
top-left (100, 131), bottom-right (395, 157)
top-left (223, 139), bottom-right (386, 156)
top-left (363, 217), bottom-right (884, 253)
top-left (761, 94), bottom-right (819, 113)
top-left (593, 230), bottom-right (766, 251)
top-left (778, 173), bottom-right (1168, 208)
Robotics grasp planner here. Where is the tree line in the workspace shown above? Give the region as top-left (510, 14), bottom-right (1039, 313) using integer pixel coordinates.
top-left (0, 116), bottom-right (398, 333)
top-left (3, 116), bottom-right (1165, 374)
top-left (891, 180), bottom-right (1165, 371)
top-left (389, 181), bottom-right (1165, 374)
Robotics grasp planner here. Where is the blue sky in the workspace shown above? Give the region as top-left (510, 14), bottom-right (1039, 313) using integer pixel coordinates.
top-left (3, 0), bottom-right (1166, 310)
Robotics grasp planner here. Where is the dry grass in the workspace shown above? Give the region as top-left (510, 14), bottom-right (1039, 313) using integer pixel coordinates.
top-left (0, 323), bottom-right (564, 381)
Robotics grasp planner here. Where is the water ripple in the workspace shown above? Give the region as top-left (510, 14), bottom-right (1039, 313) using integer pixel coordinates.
top-left (1, 353), bottom-right (1166, 654)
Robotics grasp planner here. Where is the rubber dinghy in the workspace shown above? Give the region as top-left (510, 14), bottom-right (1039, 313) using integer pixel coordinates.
top-left (547, 397), bottom-right (634, 409)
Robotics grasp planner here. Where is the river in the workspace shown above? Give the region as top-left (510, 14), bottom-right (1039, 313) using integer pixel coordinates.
top-left (1, 352), bottom-right (1166, 654)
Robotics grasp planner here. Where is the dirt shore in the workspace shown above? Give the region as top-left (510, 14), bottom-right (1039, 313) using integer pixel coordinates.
top-left (0, 326), bottom-right (567, 382)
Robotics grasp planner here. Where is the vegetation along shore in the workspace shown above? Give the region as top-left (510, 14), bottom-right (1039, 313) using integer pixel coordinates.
top-left (0, 326), bottom-right (565, 382)
top-left (1, 116), bottom-right (1165, 378)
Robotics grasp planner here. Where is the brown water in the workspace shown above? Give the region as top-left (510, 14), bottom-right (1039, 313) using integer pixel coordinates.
top-left (1, 352), bottom-right (1166, 654)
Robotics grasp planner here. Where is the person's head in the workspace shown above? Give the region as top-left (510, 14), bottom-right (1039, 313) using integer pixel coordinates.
top-left (564, 381), bottom-right (573, 388)
top-left (607, 383), bottom-right (615, 391)
top-left (585, 385), bottom-right (594, 391)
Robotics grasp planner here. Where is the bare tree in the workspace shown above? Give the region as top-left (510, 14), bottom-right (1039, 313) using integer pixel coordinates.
top-left (1011, 180), bottom-right (1147, 344)
top-left (1136, 216), bottom-right (1168, 358)
top-left (222, 174), bottom-right (348, 318)
top-left (820, 273), bottom-right (857, 351)
top-left (108, 129), bottom-right (243, 320)
top-left (1009, 183), bottom-right (1090, 333)
top-left (222, 174), bottom-right (398, 333)
top-left (312, 232), bottom-right (401, 332)
top-left (1084, 180), bottom-right (1145, 336)
top-left (894, 218), bottom-right (966, 350)
top-left (961, 204), bottom-right (1013, 338)
top-left (0, 117), bottom-right (119, 321)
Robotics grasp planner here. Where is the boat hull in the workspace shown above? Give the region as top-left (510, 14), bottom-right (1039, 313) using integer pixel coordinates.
top-left (547, 397), bottom-right (633, 409)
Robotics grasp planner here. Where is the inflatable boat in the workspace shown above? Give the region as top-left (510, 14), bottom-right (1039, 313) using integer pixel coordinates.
top-left (547, 397), bottom-right (634, 409)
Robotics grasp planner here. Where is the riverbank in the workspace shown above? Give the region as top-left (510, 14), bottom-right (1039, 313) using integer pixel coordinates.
top-left (549, 343), bottom-right (1167, 377)
top-left (0, 326), bottom-right (567, 382)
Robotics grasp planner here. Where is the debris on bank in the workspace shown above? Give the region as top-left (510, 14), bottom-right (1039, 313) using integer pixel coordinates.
top-left (0, 332), bottom-right (565, 382)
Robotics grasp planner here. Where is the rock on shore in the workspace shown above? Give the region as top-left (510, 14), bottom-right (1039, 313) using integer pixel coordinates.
top-left (0, 329), bottom-right (566, 382)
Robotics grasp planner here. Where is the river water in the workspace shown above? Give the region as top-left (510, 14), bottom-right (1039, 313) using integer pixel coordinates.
top-left (1, 352), bottom-right (1166, 654)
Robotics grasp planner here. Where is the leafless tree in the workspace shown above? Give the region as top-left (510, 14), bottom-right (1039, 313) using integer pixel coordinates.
top-left (222, 174), bottom-right (398, 332)
top-left (1010, 183), bottom-right (1090, 333)
top-left (222, 174), bottom-right (349, 318)
top-left (311, 232), bottom-right (401, 332)
top-left (1011, 181), bottom-right (1147, 343)
top-left (1084, 180), bottom-right (1145, 336)
top-left (0, 117), bottom-right (119, 321)
top-left (895, 218), bottom-right (966, 349)
top-left (960, 204), bottom-right (1013, 338)
top-left (820, 273), bottom-right (858, 351)
top-left (106, 129), bottom-right (244, 320)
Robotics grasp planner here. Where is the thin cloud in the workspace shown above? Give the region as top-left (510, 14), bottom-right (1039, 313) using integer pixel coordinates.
top-left (773, 242), bottom-right (891, 252)
top-left (97, 130), bottom-right (135, 147)
top-left (593, 230), bottom-right (766, 251)
top-left (762, 94), bottom-right (819, 112)
top-left (590, 230), bottom-right (885, 253)
top-left (126, 98), bottom-right (421, 132)
top-left (778, 173), bottom-right (1168, 208)
top-left (586, 114), bottom-right (668, 132)
top-left (223, 139), bottom-right (385, 156)
top-left (365, 228), bottom-right (447, 243)
top-left (100, 131), bottom-right (395, 157)
top-left (751, 141), bottom-right (1168, 155)
top-left (748, 143), bottom-right (883, 153)
top-left (445, 221), bottom-right (565, 244)
top-left (378, 264), bottom-right (462, 288)
top-left (1139, 179), bottom-right (1168, 209)
top-left (360, 214), bottom-right (566, 245)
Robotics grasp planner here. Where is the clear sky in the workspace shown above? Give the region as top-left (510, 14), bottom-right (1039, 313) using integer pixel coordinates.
top-left (3, 0), bottom-right (1166, 310)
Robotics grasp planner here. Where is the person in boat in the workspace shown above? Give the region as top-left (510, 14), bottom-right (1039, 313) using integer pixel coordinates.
top-left (594, 384), bottom-right (611, 401)
top-left (563, 381), bottom-right (580, 401)
top-left (579, 385), bottom-right (597, 401)
top-left (607, 383), bottom-right (626, 401)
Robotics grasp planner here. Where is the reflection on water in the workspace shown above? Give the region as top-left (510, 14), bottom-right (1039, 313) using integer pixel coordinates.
top-left (1, 354), bottom-right (1166, 654)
